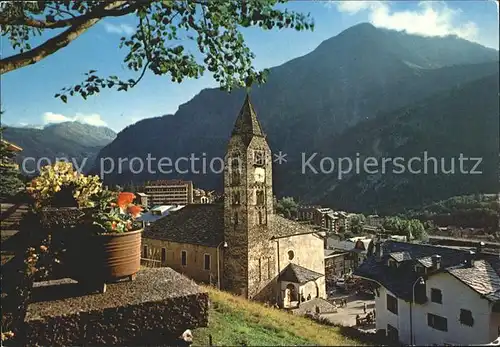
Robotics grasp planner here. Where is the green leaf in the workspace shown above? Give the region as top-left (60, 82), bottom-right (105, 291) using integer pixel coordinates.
top-left (61, 95), bottom-right (67, 103)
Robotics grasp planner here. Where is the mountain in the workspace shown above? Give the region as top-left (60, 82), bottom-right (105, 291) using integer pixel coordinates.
top-left (92, 23), bottom-right (499, 212)
top-left (304, 72), bottom-right (499, 213)
top-left (2, 122), bottom-right (116, 175)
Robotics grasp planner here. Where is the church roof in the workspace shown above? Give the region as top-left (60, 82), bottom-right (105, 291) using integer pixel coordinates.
top-left (143, 204), bottom-right (321, 248)
top-left (143, 204), bottom-right (224, 247)
top-left (270, 215), bottom-right (320, 238)
top-left (231, 94), bottom-right (265, 143)
top-left (279, 263), bottom-right (324, 284)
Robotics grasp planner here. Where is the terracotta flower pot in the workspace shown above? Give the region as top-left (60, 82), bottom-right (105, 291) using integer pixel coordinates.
top-left (67, 228), bottom-right (143, 283)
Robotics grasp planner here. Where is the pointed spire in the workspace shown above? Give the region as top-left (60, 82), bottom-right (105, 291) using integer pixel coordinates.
top-left (231, 94), bottom-right (264, 140)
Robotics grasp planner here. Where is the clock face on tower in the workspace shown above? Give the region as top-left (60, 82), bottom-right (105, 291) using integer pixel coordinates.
top-left (254, 167), bottom-right (265, 183)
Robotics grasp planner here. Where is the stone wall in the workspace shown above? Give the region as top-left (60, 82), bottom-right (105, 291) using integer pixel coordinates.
top-left (247, 234), bottom-right (278, 300)
top-left (278, 233), bottom-right (325, 275)
top-left (24, 268), bottom-right (209, 346)
top-left (223, 136), bottom-right (250, 296)
top-left (222, 133), bottom-right (274, 299)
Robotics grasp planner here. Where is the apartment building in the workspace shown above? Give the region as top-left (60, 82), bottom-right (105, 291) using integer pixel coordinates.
top-left (144, 180), bottom-right (193, 206)
top-left (297, 205), bottom-right (321, 221)
top-left (355, 241), bottom-right (500, 346)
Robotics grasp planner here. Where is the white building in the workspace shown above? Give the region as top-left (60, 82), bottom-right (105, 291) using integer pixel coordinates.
top-left (355, 241), bottom-right (500, 346)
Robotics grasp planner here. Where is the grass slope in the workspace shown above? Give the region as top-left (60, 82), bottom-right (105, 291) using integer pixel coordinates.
top-left (193, 286), bottom-right (363, 346)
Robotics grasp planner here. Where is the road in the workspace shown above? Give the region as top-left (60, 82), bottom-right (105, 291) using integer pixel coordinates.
top-left (320, 293), bottom-right (375, 328)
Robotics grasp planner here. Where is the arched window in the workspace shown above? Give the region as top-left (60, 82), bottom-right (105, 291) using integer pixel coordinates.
top-left (232, 191), bottom-right (240, 205)
top-left (230, 157), bottom-right (240, 184)
top-left (288, 250), bottom-right (295, 261)
top-left (256, 190), bottom-right (265, 205)
top-left (258, 211), bottom-right (263, 224)
top-left (234, 212), bottom-right (239, 225)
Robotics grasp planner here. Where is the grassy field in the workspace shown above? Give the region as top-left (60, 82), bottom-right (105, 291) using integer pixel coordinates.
top-left (193, 286), bottom-right (365, 346)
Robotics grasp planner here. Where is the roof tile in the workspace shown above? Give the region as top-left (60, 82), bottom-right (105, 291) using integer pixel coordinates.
top-left (279, 263), bottom-right (324, 284)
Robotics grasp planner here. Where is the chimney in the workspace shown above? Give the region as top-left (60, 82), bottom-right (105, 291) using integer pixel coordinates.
top-left (476, 241), bottom-right (485, 254)
top-left (431, 254), bottom-right (442, 270)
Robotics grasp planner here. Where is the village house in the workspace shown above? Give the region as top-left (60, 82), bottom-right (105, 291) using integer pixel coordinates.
top-left (324, 249), bottom-right (355, 279)
top-left (325, 212), bottom-right (339, 233)
top-left (312, 207), bottom-right (333, 227)
top-left (352, 237), bottom-right (374, 266)
top-left (193, 188), bottom-right (215, 204)
top-left (142, 95), bottom-right (327, 308)
top-left (366, 214), bottom-right (383, 228)
top-left (135, 192), bottom-right (150, 208)
top-left (355, 240), bottom-right (500, 346)
top-left (1, 139), bottom-right (23, 170)
top-left (323, 236), bottom-right (374, 284)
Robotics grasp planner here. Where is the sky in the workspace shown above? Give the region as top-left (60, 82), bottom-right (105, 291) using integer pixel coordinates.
top-left (1, 0), bottom-right (499, 132)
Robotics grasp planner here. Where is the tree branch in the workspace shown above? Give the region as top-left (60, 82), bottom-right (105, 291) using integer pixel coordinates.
top-left (0, 1), bottom-right (132, 74)
top-left (45, 5), bottom-right (77, 19)
top-left (0, 1), bottom-right (142, 29)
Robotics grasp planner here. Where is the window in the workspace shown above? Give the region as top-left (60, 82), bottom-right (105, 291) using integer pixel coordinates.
top-left (142, 245), bottom-right (148, 258)
top-left (204, 254), bottom-right (211, 271)
top-left (258, 258), bottom-right (262, 281)
top-left (161, 248), bottom-right (166, 263)
top-left (232, 191), bottom-right (240, 205)
top-left (267, 257), bottom-right (271, 280)
top-left (254, 150), bottom-right (265, 166)
top-left (231, 158), bottom-right (240, 184)
top-left (428, 313), bottom-right (448, 332)
top-left (431, 288), bottom-right (442, 304)
top-left (256, 190), bottom-right (265, 205)
top-left (288, 250), bottom-right (295, 261)
top-left (234, 212), bottom-right (239, 225)
top-left (258, 211), bottom-right (265, 224)
top-left (459, 309), bottom-right (474, 327)
top-left (181, 250), bottom-right (187, 266)
top-left (386, 294), bottom-right (398, 315)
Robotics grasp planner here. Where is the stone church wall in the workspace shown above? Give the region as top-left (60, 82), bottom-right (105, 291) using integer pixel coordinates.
top-left (277, 233), bottom-right (325, 275)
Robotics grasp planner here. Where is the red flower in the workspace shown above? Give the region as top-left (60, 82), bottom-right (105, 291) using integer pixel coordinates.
top-left (117, 192), bottom-right (135, 209)
top-left (127, 205), bottom-right (143, 218)
top-left (111, 222), bottom-right (117, 230)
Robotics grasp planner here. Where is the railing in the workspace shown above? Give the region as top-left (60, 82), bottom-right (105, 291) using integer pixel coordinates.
top-left (140, 258), bottom-right (162, 268)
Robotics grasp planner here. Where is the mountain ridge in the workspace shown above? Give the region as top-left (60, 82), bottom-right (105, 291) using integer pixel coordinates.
top-left (305, 72), bottom-right (499, 212)
top-left (3, 122), bottom-right (117, 174)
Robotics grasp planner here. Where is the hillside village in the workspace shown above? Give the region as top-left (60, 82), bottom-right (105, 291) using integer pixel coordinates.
top-left (1, 1), bottom-right (499, 346)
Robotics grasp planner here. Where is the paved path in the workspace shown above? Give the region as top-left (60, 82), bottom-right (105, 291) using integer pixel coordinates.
top-left (291, 297), bottom-right (338, 315)
top-left (319, 297), bottom-right (375, 327)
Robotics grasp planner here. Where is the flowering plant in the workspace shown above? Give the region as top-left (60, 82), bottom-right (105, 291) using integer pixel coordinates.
top-left (92, 192), bottom-right (143, 233)
top-left (27, 162), bottom-right (102, 208)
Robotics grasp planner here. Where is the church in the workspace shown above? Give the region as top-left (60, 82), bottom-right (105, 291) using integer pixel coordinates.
top-left (142, 95), bottom-right (326, 308)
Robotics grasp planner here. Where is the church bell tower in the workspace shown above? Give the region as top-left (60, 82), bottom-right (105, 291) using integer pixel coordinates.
top-left (222, 94), bottom-right (275, 299)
